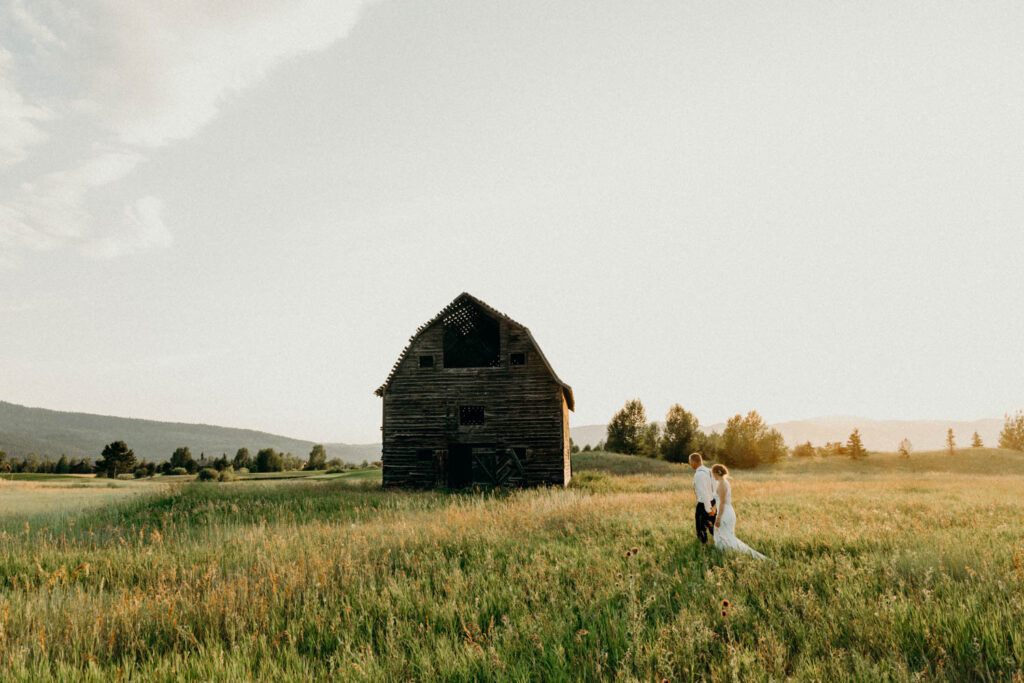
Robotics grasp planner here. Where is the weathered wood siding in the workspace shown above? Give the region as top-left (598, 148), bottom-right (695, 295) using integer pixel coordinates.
top-left (381, 317), bottom-right (569, 488)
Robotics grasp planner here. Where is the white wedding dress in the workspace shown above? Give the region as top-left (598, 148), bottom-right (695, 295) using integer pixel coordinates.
top-left (713, 479), bottom-right (768, 561)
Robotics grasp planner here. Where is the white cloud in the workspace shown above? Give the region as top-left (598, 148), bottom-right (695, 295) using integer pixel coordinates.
top-left (0, 46), bottom-right (52, 168)
top-left (90, 1), bottom-right (370, 147)
top-left (84, 195), bottom-right (171, 259)
top-left (0, 0), bottom-right (372, 261)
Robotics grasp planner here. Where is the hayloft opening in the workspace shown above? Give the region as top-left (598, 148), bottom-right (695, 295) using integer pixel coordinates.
top-left (459, 405), bottom-right (485, 426)
top-left (510, 352), bottom-right (525, 366)
top-left (419, 355), bottom-right (434, 368)
top-left (442, 299), bottom-right (500, 368)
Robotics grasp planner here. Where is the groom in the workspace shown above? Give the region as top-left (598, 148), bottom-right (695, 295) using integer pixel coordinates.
top-left (689, 453), bottom-right (716, 545)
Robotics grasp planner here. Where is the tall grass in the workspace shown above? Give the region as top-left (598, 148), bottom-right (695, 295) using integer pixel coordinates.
top-left (0, 453), bottom-right (1022, 680)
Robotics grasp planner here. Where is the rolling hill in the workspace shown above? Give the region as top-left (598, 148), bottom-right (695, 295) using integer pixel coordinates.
top-left (0, 401), bottom-right (380, 464)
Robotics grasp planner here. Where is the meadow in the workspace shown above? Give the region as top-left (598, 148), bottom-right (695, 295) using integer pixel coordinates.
top-left (1, 450), bottom-right (1022, 681)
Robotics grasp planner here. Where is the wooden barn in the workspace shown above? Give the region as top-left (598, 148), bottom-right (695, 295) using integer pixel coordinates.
top-left (375, 293), bottom-right (575, 488)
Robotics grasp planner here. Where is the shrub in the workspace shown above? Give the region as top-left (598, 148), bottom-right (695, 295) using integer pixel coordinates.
top-left (116, 473), bottom-right (135, 481)
top-left (235, 467), bottom-right (249, 475)
top-left (792, 442), bottom-right (816, 458)
top-left (168, 467), bottom-right (188, 476)
top-left (197, 468), bottom-right (218, 481)
top-left (217, 470), bottom-right (237, 483)
top-left (133, 469), bottom-right (148, 479)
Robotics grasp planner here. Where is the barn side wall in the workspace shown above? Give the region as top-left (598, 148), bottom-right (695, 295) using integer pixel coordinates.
top-left (381, 318), bottom-right (569, 487)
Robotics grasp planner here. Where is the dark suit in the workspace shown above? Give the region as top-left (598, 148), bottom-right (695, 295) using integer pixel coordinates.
top-left (695, 499), bottom-right (716, 544)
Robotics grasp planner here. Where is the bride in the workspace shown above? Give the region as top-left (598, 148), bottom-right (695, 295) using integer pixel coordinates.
top-left (711, 464), bottom-right (769, 561)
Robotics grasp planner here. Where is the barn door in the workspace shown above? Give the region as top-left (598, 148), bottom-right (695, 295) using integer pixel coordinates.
top-left (448, 444), bottom-right (473, 488)
top-left (472, 447), bottom-right (525, 487)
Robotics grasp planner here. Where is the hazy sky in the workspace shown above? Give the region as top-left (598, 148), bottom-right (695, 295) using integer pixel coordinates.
top-left (2, 1), bottom-right (1022, 443)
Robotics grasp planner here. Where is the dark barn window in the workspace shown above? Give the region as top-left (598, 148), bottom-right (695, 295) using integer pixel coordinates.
top-left (416, 449), bottom-right (433, 462)
top-left (510, 352), bottom-right (526, 366)
top-left (459, 405), bottom-right (485, 426)
top-left (443, 299), bottom-right (500, 367)
top-left (419, 355), bottom-right (434, 368)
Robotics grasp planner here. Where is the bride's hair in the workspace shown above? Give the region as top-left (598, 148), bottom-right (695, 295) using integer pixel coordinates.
top-left (711, 464), bottom-right (729, 478)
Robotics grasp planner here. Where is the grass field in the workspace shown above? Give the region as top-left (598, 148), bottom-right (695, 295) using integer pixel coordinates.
top-left (1, 450), bottom-right (1022, 681)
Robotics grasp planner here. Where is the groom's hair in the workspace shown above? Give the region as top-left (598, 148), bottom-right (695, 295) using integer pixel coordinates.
top-left (688, 453), bottom-right (702, 466)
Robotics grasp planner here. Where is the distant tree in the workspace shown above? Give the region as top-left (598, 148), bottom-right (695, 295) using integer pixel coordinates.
top-left (606, 399), bottom-right (648, 455)
top-left (594, 441), bottom-right (605, 451)
top-left (306, 444), bottom-right (328, 470)
top-left (569, 438), bottom-right (580, 455)
top-left (212, 453), bottom-right (230, 471)
top-left (638, 422), bottom-right (661, 459)
top-left (701, 432), bottom-right (724, 461)
top-left (898, 438), bottom-right (912, 459)
top-left (946, 428), bottom-right (956, 455)
top-left (582, 444), bottom-right (592, 452)
top-left (720, 411), bottom-right (786, 469)
top-left (170, 447), bottom-right (198, 474)
top-left (971, 432), bottom-right (983, 448)
top-left (95, 441), bottom-right (136, 478)
top-left (660, 404), bottom-right (703, 463)
top-left (254, 448), bottom-right (284, 472)
top-left (233, 448), bottom-right (251, 470)
top-left (282, 452), bottom-right (303, 470)
top-left (23, 454), bottom-right (39, 473)
top-left (818, 442), bottom-right (846, 458)
top-left (792, 441), bottom-right (816, 458)
top-left (999, 411), bottom-right (1024, 452)
top-left (846, 429), bottom-right (868, 459)
top-left (55, 454), bottom-right (71, 474)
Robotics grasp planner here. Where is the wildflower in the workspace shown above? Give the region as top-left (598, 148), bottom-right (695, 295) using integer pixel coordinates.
top-left (624, 550), bottom-right (632, 558)
top-left (631, 547), bottom-right (639, 555)
top-left (721, 610), bottom-right (727, 617)
top-left (616, 573), bottom-right (622, 579)
top-left (721, 599), bottom-right (730, 608)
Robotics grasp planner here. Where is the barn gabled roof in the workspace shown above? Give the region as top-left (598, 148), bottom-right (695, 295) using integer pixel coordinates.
top-left (375, 292), bottom-right (574, 410)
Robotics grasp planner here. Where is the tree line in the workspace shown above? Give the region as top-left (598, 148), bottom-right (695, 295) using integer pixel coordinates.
top-left (0, 442), bottom-right (377, 479)
top-left (598, 400), bottom-right (788, 469)
top-left (592, 404), bottom-right (1024, 468)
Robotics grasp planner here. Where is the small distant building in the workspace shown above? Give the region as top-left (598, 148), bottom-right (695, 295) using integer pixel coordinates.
top-left (375, 293), bottom-right (574, 488)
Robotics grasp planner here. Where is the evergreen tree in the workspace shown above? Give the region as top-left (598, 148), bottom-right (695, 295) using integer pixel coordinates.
top-left (56, 454), bottom-right (70, 474)
top-left (946, 428), bottom-right (956, 455)
top-left (897, 438), bottom-right (912, 459)
top-left (846, 429), bottom-right (867, 459)
top-left (971, 431), bottom-right (983, 448)
top-left (95, 441), bottom-right (136, 478)
top-left (999, 411), bottom-right (1024, 451)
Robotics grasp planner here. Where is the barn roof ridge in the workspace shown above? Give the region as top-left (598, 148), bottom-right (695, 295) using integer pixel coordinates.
top-left (374, 292), bottom-right (574, 410)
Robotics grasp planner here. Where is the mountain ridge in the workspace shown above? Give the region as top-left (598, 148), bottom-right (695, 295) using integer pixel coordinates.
top-left (0, 400), bottom-right (380, 464)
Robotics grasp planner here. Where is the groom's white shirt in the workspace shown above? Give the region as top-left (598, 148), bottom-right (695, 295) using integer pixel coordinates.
top-left (693, 465), bottom-right (715, 508)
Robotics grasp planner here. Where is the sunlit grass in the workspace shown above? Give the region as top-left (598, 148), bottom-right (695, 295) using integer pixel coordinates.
top-left (0, 451), bottom-right (1021, 680)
